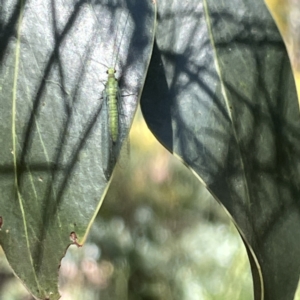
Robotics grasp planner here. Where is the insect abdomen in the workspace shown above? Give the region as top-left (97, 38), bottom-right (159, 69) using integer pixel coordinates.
top-left (105, 69), bottom-right (119, 143)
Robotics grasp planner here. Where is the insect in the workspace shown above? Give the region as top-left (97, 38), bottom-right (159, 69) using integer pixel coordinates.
top-left (102, 64), bottom-right (131, 174)
top-left (96, 64), bottom-right (123, 179)
top-left (90, 4), bottom-right (129, 143)
top-left (103, 67), bottom-right (121, 145)
top-left (90, 5), bottom-right (132, 176)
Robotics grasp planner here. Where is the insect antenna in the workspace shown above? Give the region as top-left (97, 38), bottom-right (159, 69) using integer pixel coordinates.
top-left (111, 12), bottom-right (131, 70)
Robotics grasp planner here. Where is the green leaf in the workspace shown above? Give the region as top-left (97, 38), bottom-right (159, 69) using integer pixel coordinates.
top-left (0, 0), bottom-right (156, 299)
top-left (141, 0), bottom-right (300, 299)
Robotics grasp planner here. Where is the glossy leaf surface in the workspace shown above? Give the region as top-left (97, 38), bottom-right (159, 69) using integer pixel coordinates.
top-left (0, 0), bottom-right (156, 299)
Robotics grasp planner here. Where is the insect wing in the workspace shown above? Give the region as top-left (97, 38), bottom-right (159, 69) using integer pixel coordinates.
top-left (117, 89), bottom-right (131, 164)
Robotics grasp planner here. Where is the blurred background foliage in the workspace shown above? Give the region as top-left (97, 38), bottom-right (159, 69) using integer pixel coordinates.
top-left (1, 108), bottom-right (299, 299)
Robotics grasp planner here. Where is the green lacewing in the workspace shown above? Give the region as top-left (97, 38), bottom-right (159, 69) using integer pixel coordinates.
top-left (90, 3), bottom-right (131, 175)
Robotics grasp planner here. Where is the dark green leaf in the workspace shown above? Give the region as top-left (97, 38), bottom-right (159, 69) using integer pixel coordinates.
top-left (141, 0), bottom-right (300, 299)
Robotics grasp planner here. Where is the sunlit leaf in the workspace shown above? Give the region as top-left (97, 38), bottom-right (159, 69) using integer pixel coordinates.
top-left (0, 0), bottom-right (156, 299)
top-left (264, 0), bottom-right (300, 106)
